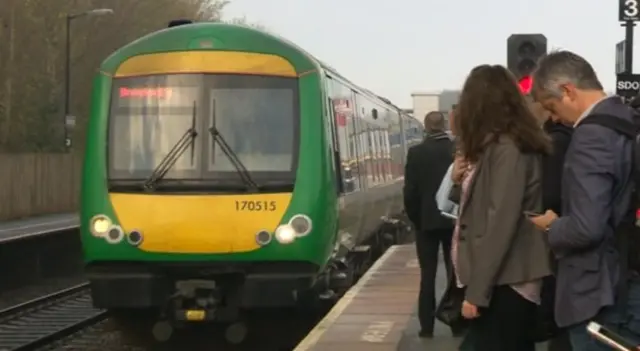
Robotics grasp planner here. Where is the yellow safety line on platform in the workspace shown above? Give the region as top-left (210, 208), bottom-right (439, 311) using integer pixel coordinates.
top-left (293, 245), bottom-right (401, 351)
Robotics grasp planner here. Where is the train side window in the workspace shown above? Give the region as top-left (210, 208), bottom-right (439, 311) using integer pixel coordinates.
top-left (347, 115), bottom-right (360, 191)
top-left (363, 121), bottom-right (373, 188)
top-left (387, 110), bottom-right (402, 179)
top-left (377, 129), bottom-right (388, 181)
top-left (368, 125), bottom-right (376, 185)
top-left (351, 94), bottom-right (367, 191)
top-left (380, 129), bottom-right (388, 181)
top-left (354, 117), bottom-right (363, 186)
top-left (378, 129), bottom-right (385, 180)
top-left (355, 116), bottom-right (369, 189)
top-left (385, 129), bottom-right (393, 180)
top-left (372, 128), bottom-right (381, 184)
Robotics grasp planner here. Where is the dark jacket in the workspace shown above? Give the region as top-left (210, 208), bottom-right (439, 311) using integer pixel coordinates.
top-left (403, 131), bottom-right (454, 231)
top-left (549, 96), bottom-right (635, 327)
top-left (539, 119), bottom-right (573, 343)
top-left (542, 120), bottom-right (573, 215)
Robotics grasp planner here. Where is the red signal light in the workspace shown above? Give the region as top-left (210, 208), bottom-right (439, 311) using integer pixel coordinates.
top-left (518, 75), bottom-right (533, 95)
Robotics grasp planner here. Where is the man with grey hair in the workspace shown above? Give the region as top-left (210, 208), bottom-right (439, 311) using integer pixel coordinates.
top-left (404, 111), bottom-right (457, 338)
top-left (529, 50), bottom-right (640, 350)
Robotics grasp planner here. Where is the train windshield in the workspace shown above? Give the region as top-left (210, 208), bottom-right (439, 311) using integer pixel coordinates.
top-left (108, 74), bottom-right (299, 185)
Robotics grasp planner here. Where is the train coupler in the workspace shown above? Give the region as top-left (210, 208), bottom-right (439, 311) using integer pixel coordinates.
top-left (168, 280), bottom-right (238, 323)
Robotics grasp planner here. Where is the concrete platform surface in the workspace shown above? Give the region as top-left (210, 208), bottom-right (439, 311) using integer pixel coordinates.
top-left (0, 213), bottom-right (78, 244)
top-left (295, 244), bottom-right (550, 351)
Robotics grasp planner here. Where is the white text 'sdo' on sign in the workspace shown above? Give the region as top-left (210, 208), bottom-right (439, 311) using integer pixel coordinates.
top-left (616, 73), bottom-right (640, 99)
top-left (618, 80), bottom-right (640, 90)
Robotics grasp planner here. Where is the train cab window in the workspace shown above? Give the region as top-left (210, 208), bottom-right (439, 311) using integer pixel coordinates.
top-left (109, 75), bottom-right (202, 180)
top-left (107, 73), bottom-right (299, 186)
top-left (207, 86), bottom-right (295, 174)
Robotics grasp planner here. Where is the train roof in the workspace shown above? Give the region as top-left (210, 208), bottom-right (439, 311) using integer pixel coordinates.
top-left (101, 22), bottom-right (402, 111)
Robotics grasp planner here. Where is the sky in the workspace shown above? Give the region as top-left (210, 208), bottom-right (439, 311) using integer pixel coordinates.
top-left (225, 0), bottom-right (629, 108)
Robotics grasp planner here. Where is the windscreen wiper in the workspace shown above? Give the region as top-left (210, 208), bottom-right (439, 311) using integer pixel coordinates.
top-left (144, 102), bottom-right (198, 191)
top-left (208, 126), bottom-right (259, 192)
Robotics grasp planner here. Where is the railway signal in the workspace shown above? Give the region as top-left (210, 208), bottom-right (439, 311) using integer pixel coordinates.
top-left (507, 34), bottom-right (547, 80)
top-left (517, 75), bottom-right (533, 94)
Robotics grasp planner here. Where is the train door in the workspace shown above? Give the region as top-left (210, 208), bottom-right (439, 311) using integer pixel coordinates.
top-left (324, 86), bottom-right (344, 195)
top-left (326, 75), bottom-right (358, 194)
top-left (325, 76), bottom-right (363, 241)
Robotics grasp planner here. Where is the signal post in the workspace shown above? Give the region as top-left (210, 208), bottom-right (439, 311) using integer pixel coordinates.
top-left (617, 0), bottom-right (640, 100)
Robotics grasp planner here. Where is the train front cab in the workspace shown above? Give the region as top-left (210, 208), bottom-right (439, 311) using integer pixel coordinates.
top-left (81, 48), bottom-right (337, 323)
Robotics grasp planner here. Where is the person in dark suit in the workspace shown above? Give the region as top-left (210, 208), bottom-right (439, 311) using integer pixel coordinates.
top-left (541, 113), bottom-right (574, 351)
top-left (530, 50), bottom-right (639, 350)
top-left (403, 111), bottom-right (455, 338)
top-left (541, 116), bottom-right (572, 215)
top-left (525, 94), bottom-right (575, 350)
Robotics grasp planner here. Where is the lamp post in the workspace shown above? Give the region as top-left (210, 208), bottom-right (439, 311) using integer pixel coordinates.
top-left (63, 8), bottom-right (113, 150)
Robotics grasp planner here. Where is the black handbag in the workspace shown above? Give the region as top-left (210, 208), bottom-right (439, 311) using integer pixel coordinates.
top-left (435, 272), bottom-right (469, 332)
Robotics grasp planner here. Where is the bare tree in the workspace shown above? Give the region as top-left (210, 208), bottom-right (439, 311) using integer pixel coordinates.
top-left (0, 0), bottom-right (232, 152)
top-left (226, 15), bottom-right (268, 31)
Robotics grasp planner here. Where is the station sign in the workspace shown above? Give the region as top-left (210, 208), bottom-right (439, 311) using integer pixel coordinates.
top-left (616, 73), bottom-right (640, 101)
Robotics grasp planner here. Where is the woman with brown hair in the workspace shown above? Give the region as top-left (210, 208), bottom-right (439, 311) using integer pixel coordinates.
top-left (450, 64), bottom-right (553, 351)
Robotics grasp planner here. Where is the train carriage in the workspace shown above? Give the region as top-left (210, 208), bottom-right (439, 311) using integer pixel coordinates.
top-left (80, 21), bottom-right (422, 339)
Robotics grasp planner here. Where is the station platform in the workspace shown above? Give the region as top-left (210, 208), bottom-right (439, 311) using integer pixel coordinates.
top-left (295, 244), bottom-right (550, 351)
top-left (294, 244), bottom-right (426, 351)
top-left (0, 213), bottom-right (78, 244)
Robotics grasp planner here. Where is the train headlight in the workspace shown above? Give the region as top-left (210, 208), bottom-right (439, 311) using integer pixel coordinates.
top-left (90, 215), bottom-right (111, 237)
top-left (127, 230), bottom-right (144, 246)
top-left (275, 225), bottom-right (296, 244)
top-left (289, 215), bottom-right (312, 237)
top-left (105, 225), bottom-right (124, 244)
top-left (255, 230), bottom-right (272, 246)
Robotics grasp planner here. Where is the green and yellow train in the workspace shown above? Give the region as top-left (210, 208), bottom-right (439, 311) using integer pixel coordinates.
top-left (80, 20), bottom-right (423, 337)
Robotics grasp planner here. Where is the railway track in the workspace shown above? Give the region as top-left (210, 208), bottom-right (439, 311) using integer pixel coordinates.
top-left (0, 283), bottom-right (107, 351)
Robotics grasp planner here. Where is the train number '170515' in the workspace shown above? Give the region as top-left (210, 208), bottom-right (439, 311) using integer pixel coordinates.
top-left (235, 200), bottom-right (277, 211)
